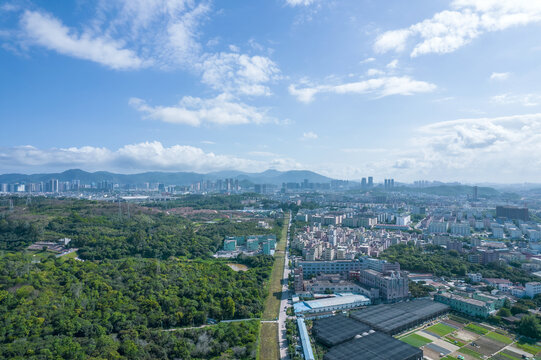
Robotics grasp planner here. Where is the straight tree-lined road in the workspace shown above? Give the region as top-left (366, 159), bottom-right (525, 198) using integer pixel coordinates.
top-left (259, 212), bottom-right (291, 360)
top-left (278, 215), bottom-right (292, 359)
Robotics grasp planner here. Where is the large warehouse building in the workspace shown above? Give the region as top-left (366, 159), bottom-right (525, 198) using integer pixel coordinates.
top-left (294, 294), bottom-right (370, 316)
top-left (312, 314), bottom-right (423, 360)
top-left (324, 332), bottom-right (423, 360)
top-left (349, 299), bottom-right (450, 335)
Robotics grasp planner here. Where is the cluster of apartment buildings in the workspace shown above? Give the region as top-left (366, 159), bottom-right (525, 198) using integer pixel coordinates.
top-left (217, 234), bottom-right (277, 257)
top-left (291, 224), bottom-right (421, 261)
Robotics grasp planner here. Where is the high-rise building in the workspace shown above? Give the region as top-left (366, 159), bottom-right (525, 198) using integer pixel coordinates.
top-left (473, 186), bottom-right (478, 201)
top-left (368, 176), bottom-right (373, 187)
top-left (48, 179), bottom-right (59, 193)
top-left (361, 177), bottom-right (367, 188)
top-left (496, 206), bottom-right (529, 221)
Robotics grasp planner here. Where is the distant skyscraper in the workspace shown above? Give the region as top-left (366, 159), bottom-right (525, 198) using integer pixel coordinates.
top-left (361, 177), bottom-right (367, 188)
top-left (368, 177), bottom-right (373, 187)
top-left (48, 179), bottom-right (59, 193)
top-left (473, 186), bottom-right (478, 201)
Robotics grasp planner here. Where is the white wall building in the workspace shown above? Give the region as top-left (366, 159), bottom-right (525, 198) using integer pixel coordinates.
top-left (525, 282), bottom-right (541, 298)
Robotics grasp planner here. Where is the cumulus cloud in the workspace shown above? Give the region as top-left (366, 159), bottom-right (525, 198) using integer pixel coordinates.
top-left (490, 72), bottom-right (510, 80)
top-left (15, 1), bottom-right (212, 69)
top-left (20, 10), bottom-right (145, 70)
top-left (0, 142), bottom-right (302, 173)
top-left (400, 113), bottom-right (541, 181)
top-left (374, 0), bottom-right (541, 57)
top-left (302, 131), bottom-right (318, 140)
top-left (129, 94), bottom-right (273, 126)
top-left (289, 76), bottom-right (436, 103)
top-left (199, 52), bottom-right (280, 96)
top-left (9, 2), bottom-right (283, 98)
top-left (491, 93), bottom-right (541, 107)
top-left (386, 59), bottom-right (399, 69)
top-left (286, 0), bottom-right (316, 6)
top-left (359, 57), bottom-right (376, 64)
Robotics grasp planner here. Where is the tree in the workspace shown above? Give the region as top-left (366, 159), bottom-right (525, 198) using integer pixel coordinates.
top-left (222, 297), bottom-right (236, 319)
top-left (518, 315), bottom-right (541, 339)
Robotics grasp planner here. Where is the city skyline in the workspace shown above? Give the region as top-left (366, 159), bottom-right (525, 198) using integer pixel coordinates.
top-left (1, 1), bottom-right (541, 182)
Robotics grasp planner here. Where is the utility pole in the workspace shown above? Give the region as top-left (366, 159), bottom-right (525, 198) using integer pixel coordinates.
top-left (118, 197), bottom-right (122, 220)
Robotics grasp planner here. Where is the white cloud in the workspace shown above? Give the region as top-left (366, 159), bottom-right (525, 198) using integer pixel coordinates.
top-left (20, 10), bottom-right (145, 70)
top-left (200, 52), bottom-right (280, 96)
top-left (386, 59), bottom-right (399, 69)
top-left (289, 76), bottom-right (436, 103)
top-left (15, 1), bottom-right (210, 69)
top-left (374, 29), bottom-right (411, 53)
top-left (366, 68), bottom-right (385, 76)
top-left (302, 131), bottom-right (318, 140)
top-left (286, 0), bottom-right (315, 7)
top-left (400, 113), bottom-right (541, 181)
top-left (129, 93), bottom-right (272, 126)
top-left (490, 72), bottom-right (510, 80)
top-left (97, 0), bottom-right (210, 68)
top-left (0, 142), bottom-right (302, 173)
top-left (374, 0), bottom-right (541, 57)
top-left (360, 57), bottom-right (376, 64)
top-left (491, 93), bottom-right (541, 107)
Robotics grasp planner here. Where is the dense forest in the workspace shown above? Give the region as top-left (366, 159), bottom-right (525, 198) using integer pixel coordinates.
top-left (0, 253), bottom-right (270, 358)
top-left (381, 243), bottom-right (538, 285)
top-left (143, 194), bottom-right (251, 210)
top-left (0, 197), bottom-right (280, 260)
top-left (0, 197), bottom-right (283, 359)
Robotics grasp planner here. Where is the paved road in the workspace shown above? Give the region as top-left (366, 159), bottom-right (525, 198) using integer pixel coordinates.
top-left (278, 215), bottom-right (292, 359)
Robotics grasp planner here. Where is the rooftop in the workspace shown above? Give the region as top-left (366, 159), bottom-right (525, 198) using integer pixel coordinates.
top-left (294, 294), bottom-right (370, 313)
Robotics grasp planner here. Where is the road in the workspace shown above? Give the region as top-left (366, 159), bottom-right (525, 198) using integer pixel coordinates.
top-left (278, 214), bottom-right (292, 359)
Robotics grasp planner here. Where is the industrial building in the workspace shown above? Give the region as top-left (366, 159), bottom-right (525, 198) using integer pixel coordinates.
top-left (312, 314), bottom-right (423, 360)
top-left (434, 292), bottom-right (498, 318)
top-left (313, 315), bottom-right (371, 347)
top-left (293, 294), bottom-right (371, 315)
top-left (349, 299), bottom-right (450, 335)
top-left (297, 318), bottom-right (315, 360)
top-left (324, 331), bottom-right (423, 360)
top-left (296, 259), bottom-right (363, 276)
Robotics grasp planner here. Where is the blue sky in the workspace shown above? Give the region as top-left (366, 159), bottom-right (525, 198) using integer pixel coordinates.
top-left (1, 0), bottom-right (541, 183)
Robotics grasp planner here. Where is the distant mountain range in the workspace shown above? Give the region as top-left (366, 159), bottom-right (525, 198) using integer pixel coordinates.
top-left (0, 169), bottom-right (335, 186)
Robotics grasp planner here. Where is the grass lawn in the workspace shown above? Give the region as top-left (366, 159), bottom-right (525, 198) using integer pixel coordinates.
top-left (400, 333), bottom-right (432, 348)
top-left (459, 347), bottom-right (484, 359)
top-left (445, 335), bottom-right (466, 347)
top-left (485, 332), bottom-right (513, 345)
top-left (258, 322), bottom-right (279, 360)
top-left (427, 323), bottom-right (456, 336)
top-left (515, 341), bottom-right (541, 355)
top-left (261, 213), bottom-right (289, 320)
top-left (61, 250), bottom-right (78, 259)
top-left (465, 323), bottom-right (489, 335)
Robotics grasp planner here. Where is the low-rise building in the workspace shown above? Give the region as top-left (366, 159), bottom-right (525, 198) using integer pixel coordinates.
top-left (525, 282), bottom-right (541, 298)
top-left (467, 273), bottom-right (482, 283)
top-left (434, 292), bottom-right (493, 318)
top-left (293, 294), bottom-right (371, 315)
